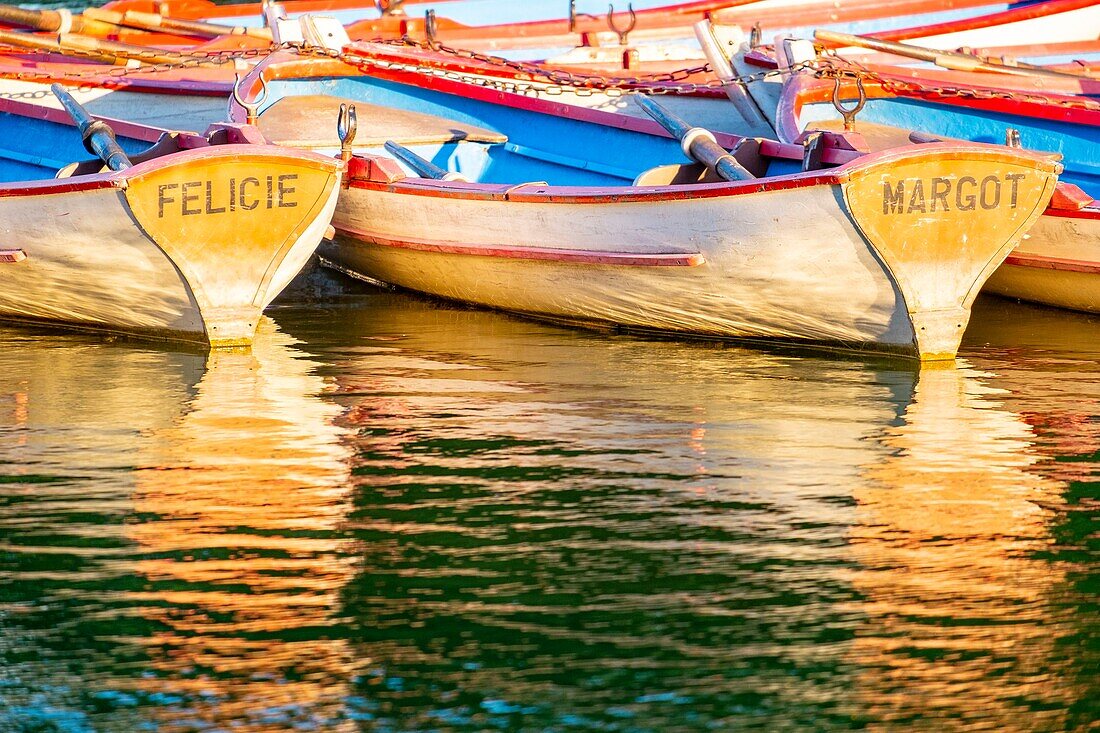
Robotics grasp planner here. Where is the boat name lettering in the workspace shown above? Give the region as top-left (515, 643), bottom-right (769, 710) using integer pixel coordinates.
top-left (156, 175), bottom-right (298, 218)
top-left (881, 173), bottom-right (1026, 215)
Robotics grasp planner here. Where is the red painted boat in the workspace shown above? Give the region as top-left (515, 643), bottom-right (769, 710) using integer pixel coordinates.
top-left (0, 0), bottom-right (1072, 53)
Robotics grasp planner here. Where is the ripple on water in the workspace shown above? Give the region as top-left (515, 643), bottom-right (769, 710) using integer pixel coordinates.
top-left (0, 292), bottom-right (1096, 732)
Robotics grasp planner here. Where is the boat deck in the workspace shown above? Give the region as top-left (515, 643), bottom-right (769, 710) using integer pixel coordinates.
top-left (258, 95), bottom-right (509, 149)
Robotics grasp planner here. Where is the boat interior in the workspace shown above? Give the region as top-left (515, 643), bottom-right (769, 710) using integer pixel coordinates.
top-left (257, 77), bottom-right (811, 188)
top-left (0, 103), bottom-right (282, 183)
top-left (0, 108), bottom-right (157, 183)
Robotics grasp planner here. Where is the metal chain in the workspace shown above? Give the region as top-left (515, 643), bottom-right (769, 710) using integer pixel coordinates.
top-left (815, 52), bottom-right (1100, 114)
top-left (0, 35), bottom-right (1093, 113)
top-left (331, 41), bottom-right (797, 97)
top-left (0, 43), bottom-right (281, 97)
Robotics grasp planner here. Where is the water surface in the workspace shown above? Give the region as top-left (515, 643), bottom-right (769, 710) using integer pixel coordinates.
top-left (0, 291), bottom-right (1097, 731)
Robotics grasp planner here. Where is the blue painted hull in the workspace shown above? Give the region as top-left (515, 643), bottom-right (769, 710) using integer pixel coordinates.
top-left (263, 76), bottom-right (685, 186)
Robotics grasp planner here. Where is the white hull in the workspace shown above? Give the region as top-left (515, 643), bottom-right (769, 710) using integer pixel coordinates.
top-left (330, 185), bottom-right (913, 351)
top-left (0, 144), bottom-right (341, 346)
top-left (326, 144), bottom-right (1059, 360)
top-left (984, 209), bottom-right (1100, 313)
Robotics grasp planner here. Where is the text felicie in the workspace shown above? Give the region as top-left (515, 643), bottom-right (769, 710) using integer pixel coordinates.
top-left (156, 174), bottom-right (299, 218)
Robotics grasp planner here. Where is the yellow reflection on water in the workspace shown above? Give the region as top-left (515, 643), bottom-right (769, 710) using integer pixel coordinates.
top-left (122, 320), bottom-right (357, 731)
top-left (850, 358), bottom-right (1071, 730)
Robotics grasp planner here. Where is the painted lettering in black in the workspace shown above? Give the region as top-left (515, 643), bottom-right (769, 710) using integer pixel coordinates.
top-left (955, 176), bottom-right (977, 211)
top-left (239, 177), bottom-right (260, 211)
top-left (1005, 172), bottom-right (1025, 208)
top-left (181, 181), bottom-right (202, 216)
top-left (930, 177), bottom-right (951, 212)
top-left (277, 174), bottom-right (297, 208)
top-left (979, 175), bottom-right (1001, 210)
top-left (881, 174), bottom-right (1023, 215)
top-left (906, 179), bottom-right (927, 214)
top-left (204, 180), bottom-right (226, 214)
top-left (883, 181), bottom-right (905, 215)
top-left (160, 176), bottom-right (304, 217)
top-left (157, 183), bottom-right (178, 218)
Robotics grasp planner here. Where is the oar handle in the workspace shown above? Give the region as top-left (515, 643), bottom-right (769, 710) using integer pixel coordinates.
top-left (0, 26), bottom-right (130, 64)
top-left (50, 84), bottom-right (132, 172)
top-left (814, 29), bottom-right (1091, 82)
top-left (84, 8), bottom-right (274, 40)
top-left (635, 96), bottom-right (755, 182)
top-left (384, 141), bottom-right (468, 182)
top-left (0, 3), bottom-right (120, 36)
top-left (0, 3), bottom-right (58, 31)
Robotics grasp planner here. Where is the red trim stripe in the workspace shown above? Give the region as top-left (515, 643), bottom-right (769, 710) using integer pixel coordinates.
top-left (875, 0), bottom-right (1099, 42)
top-left (1044, 204), bottom-right (1100, 221)
top-left (1004, 253), bottom-right (1100, 274)
top-left (342, 230), bottom-right (706, 267)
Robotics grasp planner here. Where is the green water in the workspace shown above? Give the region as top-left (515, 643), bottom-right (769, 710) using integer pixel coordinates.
top-left (0, 287), bottom-right (1097, 732)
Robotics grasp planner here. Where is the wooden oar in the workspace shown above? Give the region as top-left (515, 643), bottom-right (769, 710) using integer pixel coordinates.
top-left (384, 141), bottom-right (469, 182)
top-left (62, 33), bottom-right (225, 65)
top-left (0, 3), bottom-right (117, 36)
top-left (0, 2), bottom-right (271, 42)
top-left (50, 83), bottom-right (132, 171)
top-left (0, 26), bottom-right (133, 65)
top-left (634, 95), bottom-right (756, 182)
top-left (0, 25), bottom-right (225, 66)
top-left (815, 29), bottom-right (1093, 82)
top-left (83, 8), bottom-right (273, 41)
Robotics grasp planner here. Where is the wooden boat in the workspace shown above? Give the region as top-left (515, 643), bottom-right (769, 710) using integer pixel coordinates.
top-left (760, 46), bottom-right (1100, 314)
top-left (0, 91), bottom-right (342, 346)
top-left (0, 0), bottom-right (1076, 55)
top-left (229, 53), bottom-right (1062, 360)
top-left (781, 80), bottom-right (1100, 314)
top-left (0, 0), bottom-right (1091, 120)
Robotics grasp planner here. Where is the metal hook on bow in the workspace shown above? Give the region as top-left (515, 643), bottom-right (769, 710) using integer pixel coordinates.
top-left (606, 3), bottom-right (636, 46)
top-left (338, 103), bottom-right (357, 164)
top-left (568, 0), bottom-right (577, 32)
top-left (830, 75), bottom-right (866, 132)
top-left (233, 72), bottom-right (267, 126)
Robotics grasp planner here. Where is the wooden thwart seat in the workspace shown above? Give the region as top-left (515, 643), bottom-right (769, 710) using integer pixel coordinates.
top-left (257, 95), bottom-right (508, 149)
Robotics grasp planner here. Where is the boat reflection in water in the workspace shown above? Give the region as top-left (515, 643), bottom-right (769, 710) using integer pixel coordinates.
top-left (296, 293), bottom-right (1097, 731)
top-left (0, 320), bottom-right (356, 731)
top-left (852, 361), bottom-right (1072, 731)
top-left (123, 319), bottom-right (357, 730)
top-left (0, 292), bottom-right (1095, 730)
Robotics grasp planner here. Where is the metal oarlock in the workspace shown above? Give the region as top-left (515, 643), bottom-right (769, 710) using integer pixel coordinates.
top-left (606, 3), bottom-right (636, 46)
top-left (831, 75), bottom-right (866, 132)
top-left (233, 72), bottom-right (267, 126)
top-left (338, 103), bottom-right (357, 164)
top-left (749, 23), bottom-right (762, 49)
top-left (425, 9), bottom-right (437, 43)
top-left (1006, 128), bottom-right (1022, 149)
top-left (568, 0), bottom-right (577, 33)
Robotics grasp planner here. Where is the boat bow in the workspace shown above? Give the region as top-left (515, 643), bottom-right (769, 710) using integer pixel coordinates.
top-left (839, 143), bottom-right (1061, 360)
top-left (118, 144), bottom-right (342, 347)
